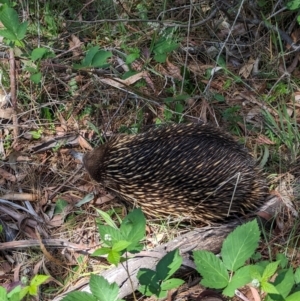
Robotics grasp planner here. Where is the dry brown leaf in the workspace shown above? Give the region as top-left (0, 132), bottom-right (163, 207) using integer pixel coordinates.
top-left (99, 71), bottom-right (147, 88)
top-left (239, 58), bottom-right (255, 78)
top-left (69, 34), bottom-right (82, 57)
top-left (0, 108), bottom-right (14, 119)
top-left (166, 58), bottom-right (183, 80)
top-left (256, 134), bottom-right (276, 145)
top-left (78, 135), bottom-right (93, 150)
top-left (0, 168), bottom-right (16, 182)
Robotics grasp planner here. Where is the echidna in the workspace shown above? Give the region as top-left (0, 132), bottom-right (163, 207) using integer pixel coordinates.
top-left (83, 123), bottom-right (268, 223)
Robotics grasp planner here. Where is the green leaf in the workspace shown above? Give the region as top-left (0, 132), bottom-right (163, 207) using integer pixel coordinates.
top-left (156, 249), bottom-right (182, 280)
top-left (120, 208), bottom-right (146, 252)
top-left (107, 250), bottom-right (121, 265)
top-left (221, 220), bottom-right (260, 271)
top-left (0, 28), bottom-right (17, 40)
top-left (261, 282), bottom-right (279, 294)
top-left (250, 264), bottom-right (263, 281)
top-left (7, 285), bottom-right (21, 300)
top-left (0, 7), bottom-right (20, 33)
top-left (90, 275), bottom-right (119, 301)
top-left (276, 253), bottom-right (288, 269)
top-left (154, 53), bottom-right (167, 63)
top-left (0, 286), bottom-right (8, 301)
top-left (294, 267), bottom-right (300, 285)
top-left (194, 250), bottom-right (229, 289)
top-left (31, 47), bottom-right (48, 61)
top-left (28, 284), bottom-right (38, 296)
top-left (29, 130), bottom-right (42, 139)
top-left (286, 292), bottom-right (300, 301)
top-left (262, 261), bottom-right (280, 282)
top-left (91, 50), bottom-right (112, 68)
top-left (30, 275), bottom-right (49, 287)
top-left (223, 265), bottom-right (252, 297)
top-left (112, 240), bottom-right (131, 252)
top-left (126, 52), bottom-right (140, 64)
top-left (286, 0), bottom-right (300, 10)
top-left (175, 102), bottom-right (184, 114)
top-left (54, 199), bottom-right (68, 214)
top-left (95, 208), bottom-right (118, 229)
top-left (270, 268), bottom-right (294, 299)
top-left (82, 46), bottom-right (99, 66)
top-left (61, 291), bottom-right (97, 301)
top-left (138, 268), bottom-right (160, 296)
top-left (161, 278), bottom-right (184, 290)
top-left (16, 21), bottom-right (27, 40)
top-left (30, 72), bottom-right (42, 84)
top-left (98, 225), bottom-right (123, 246)
top-left (92, 247), bottom-right (111, 256)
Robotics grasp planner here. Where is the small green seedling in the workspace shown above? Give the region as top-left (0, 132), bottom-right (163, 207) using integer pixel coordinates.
top-left (93, 208), bottom-right (146, 266)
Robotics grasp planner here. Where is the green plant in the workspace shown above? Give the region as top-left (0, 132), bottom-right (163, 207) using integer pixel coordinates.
top-left (74, 46), bottom-right (112, 69)
top-left (0, 5), bottom-right (28, 47)
top-left (61, 274), bottom-right (124, 301)
top-left (0, 275), bottom-right (49, 301)
top-left (194, 220), bottom-right (300, 300)
top-left (137, 249), bottom-right (184, 298)
top-left (92, 208), bottom-right (146, 266)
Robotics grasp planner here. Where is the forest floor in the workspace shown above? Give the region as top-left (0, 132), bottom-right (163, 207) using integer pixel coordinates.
top-left (1, 0), bottom-right (300, 300)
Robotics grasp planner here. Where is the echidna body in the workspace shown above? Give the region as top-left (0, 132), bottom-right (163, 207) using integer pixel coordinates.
top-left (83, 123), bottom-right (268, 223)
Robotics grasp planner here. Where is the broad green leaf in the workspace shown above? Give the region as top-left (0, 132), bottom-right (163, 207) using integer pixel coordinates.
top-left (250, 265), bottom-right (263, 281)
top-left (28, 284), bottom-right (38, 296)
top-left (61, 291), bottom-right (97, 301)
top-left (270, 268), bottom-right (294, 299)
top-left (31, 47), bottom-right (48, 61)
top-left (294, 267), bottom-right (300, 284)
top-left (98, 225), bottom-right (123, 246)
top-left (92, 247), bottom-right (111, 256)
top-left (262, 261), bottom-right (280, 281)
top-left (112, 240), bottom-right (131, 252)
top-left (138, 268), bottom-right (160, 296)
top-left (0, 286), bottom-right (8, 301)
top-left (223, 265), bottom-right (252, 297)
top-left (286, 292), bottom-right (300, 301)
top-left (276, 253), bottom-right (288, 268)
top-left (90, 275), bottom-right (119, 301)
top-left (0, 7), bottom-right (19, 33)
top-left (0, 29), bottom-right (17, 40)
top-left (82, 46), bottom-right (99, 66)
top-left (120, 208), bottom-right (146, 252)
top-left (194, 250), bottom-right (229, 289)
top-left (107, 250), bottom-right (121, 265)
top-left (221, 220), bottom-right (260, 271)
top-left (91, 50), bottom-right (112, 68)
top-left (16, 21), bottom-right (27, 40)
top-left (156, 249), bottom-right (182, 280)
top-left (161, 278), bottom-right (184, 290)
top-left (261, 282), bottom-right (279, 294)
